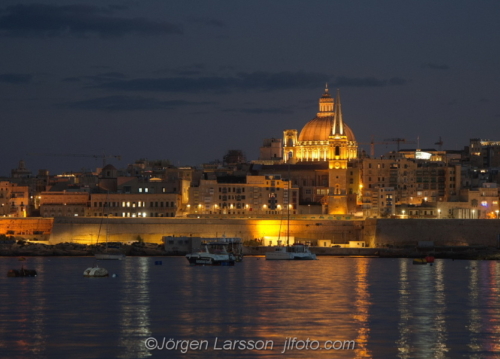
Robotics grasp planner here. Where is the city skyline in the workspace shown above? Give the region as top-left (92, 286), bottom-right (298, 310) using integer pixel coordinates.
top-left (1, 0), bottom-right (499, 175)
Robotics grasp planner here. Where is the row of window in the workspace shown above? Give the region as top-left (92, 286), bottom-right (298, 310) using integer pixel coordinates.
top-left (219, 188), bottom-right (245, 193)
top-left (92, 212), bottom-right (176, 217)
top-left (219, 195), bottom-right (246, 201)
top-left (93, 201), bottom-right (176, 208)
top-left (137, 188), bottom-right (168, 193)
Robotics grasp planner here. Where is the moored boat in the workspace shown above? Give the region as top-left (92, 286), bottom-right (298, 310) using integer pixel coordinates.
top-left (7, 267), bottom-right (37, 277)
top-left (186, 241), bottom-right (236, 266)
top-left (83, 265), bottom-right (109, 277)
top-left (412, 258), bottom-right (427, 265)
top-left (95, 252), bottom-right (126, 260)
top-left (265, 243), bottom-right (317, 260)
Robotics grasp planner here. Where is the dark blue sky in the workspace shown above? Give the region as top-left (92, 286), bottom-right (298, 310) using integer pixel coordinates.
top-left (1, 0), bottom-right (499, 175)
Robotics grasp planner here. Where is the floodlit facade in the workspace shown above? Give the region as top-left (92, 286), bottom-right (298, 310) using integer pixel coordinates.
top-left (282, 87), bottom-right (358, 214)
top-left (187, 175), bottom-right (298, 216)
top-left (0, 181), bottom-right (30, 217)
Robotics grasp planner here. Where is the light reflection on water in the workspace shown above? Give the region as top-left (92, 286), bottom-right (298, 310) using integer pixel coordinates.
top-left (1, 257), bottom-right (500, 358)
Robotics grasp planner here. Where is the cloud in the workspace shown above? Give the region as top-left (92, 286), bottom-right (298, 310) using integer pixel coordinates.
top-left (63, 72), bottom-right (128, 83)
top-left (94, 71), bottom-right (330, 93)
top-left (421, 63), bottom-right (450, 70)
top-left (0, 73), bottom-right (32, 84)
top-left (0, 4), bottom-right (182, 37)
top-left (58, 95), bottom-right (212, 111)
top-left (333, 76), bottom-right (408, 87)
top-left (223, 107), bottom-right (294, 114)
top-left (188, 17), bottom-right (226, 28)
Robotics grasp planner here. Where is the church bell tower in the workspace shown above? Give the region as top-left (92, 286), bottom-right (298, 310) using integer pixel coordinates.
top-left (327, 89), bottom-right (349, 214)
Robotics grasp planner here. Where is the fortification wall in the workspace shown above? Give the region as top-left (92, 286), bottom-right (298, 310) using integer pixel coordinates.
top-left (0, 218), bottom-right (53, 240)
top-left (49, 217), bottom-right (364, 245)
top-left (375, 219), bottom-right (500, 247)
top-left (30, 217), bottom-right (500, 248)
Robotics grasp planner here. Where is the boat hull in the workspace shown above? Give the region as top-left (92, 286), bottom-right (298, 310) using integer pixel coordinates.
top-left (83, 266), bottom-right (109, 277)
top-left (95, 253), bottom-right (126, 260)
top-left (7, 269), bottom-right (37, 277)
top-left (265, 253), bottom-right (317, 260)
top-left (265, 252), bottom-right (294, 260)
top-left (186, 255), bottom-right (235, 266)
top-left (291, 254), bottom-right (317, 260)
top-left (412, 258), bottom-right (427, 265)
top-left (265, 245), bottom-right (317, 260)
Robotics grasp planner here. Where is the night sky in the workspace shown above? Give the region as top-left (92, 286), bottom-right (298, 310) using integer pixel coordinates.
top-left (1, 0), bottom-right (499, 176)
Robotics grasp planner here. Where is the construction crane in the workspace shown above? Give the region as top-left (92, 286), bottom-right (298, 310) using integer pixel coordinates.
top-left (28, 153), bottom-right (121, 167)
top-left (435, 136), bottom-right (444, 150)
top-left (383, 138), bottom-right (417, 152)
top-left (358, 137), bottom-right (391, 157)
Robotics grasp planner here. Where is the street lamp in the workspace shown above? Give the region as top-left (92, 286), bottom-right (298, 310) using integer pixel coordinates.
top-left (472, 209), bottom-right (475, 219)
top-left (438, 209), bottom-right (441, 219)
top-left (402, 210), bottom-right (405, 218)
top-left (496, 210), bottom-right (499, 219)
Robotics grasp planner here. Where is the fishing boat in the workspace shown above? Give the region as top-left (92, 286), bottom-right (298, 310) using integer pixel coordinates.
top-left (165, 235), bottom-right (243, 260)
top-left (186, 241), bottom-right (236, 266)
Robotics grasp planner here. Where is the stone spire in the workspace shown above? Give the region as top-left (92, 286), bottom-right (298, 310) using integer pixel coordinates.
top-left (332, 89), bottom-right (344, 136)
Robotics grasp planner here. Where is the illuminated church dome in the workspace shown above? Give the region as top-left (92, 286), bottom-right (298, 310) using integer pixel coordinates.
top-left (298, 117), bottom-right (356, 142)
top-left (283, 86), bottom-right (358, 163)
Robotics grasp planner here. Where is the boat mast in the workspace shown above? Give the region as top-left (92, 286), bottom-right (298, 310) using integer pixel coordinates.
top-left (287, 151), bottom-right (291, 246)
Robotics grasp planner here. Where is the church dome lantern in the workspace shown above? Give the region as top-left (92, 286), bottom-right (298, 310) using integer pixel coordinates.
top-left (283, 86), bottom-right (358, 163)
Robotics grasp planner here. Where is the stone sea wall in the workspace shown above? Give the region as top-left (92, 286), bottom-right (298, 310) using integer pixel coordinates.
top-left (2, 217), bottom-right (499, 250)
top-left (49, 217), bottom-right (366, 245)
top-left (375, 219), bottom-right (500, 247)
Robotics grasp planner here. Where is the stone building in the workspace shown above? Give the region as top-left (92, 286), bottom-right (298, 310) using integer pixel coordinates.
top-left (88, 192), bottom-right (179, 217)
top-left (0, 181), bottom-right (30, 217)
top-left (469, 138), bottom-right (500, 169)
top-left (40, 190), bottom-right (89, 217)
top-left (186, 174), bottom-right (299, 216)
top-left (258, 138), bottom-right (282, 162)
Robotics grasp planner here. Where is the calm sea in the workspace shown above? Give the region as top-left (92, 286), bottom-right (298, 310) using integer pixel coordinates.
top-left (1, 256), bottom-right (500, 358)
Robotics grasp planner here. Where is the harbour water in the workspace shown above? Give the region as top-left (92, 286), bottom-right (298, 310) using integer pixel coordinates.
top-left (1, 256), bottom-right (500, 358)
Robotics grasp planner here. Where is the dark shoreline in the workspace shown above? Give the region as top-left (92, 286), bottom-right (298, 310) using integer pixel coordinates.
top-left (2, 241), bottom-right (500, 260)
top-left (0, 241), bottom-right (166, 257)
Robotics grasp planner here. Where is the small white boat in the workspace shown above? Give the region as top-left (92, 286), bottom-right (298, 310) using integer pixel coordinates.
top-left (95, 253), bottom-right (126, 260)
top-left (94, 211), bottom-right (126, 261)
top-left (83, 265), bottom-right (109, 277)
top-left (186, 241), bottom-right (236, 266)
top-left (265, 243), bottom-right (317, 260)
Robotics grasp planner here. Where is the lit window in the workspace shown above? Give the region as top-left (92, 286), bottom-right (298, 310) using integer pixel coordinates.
top-left (481, 201), bottom-right (488, 207)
